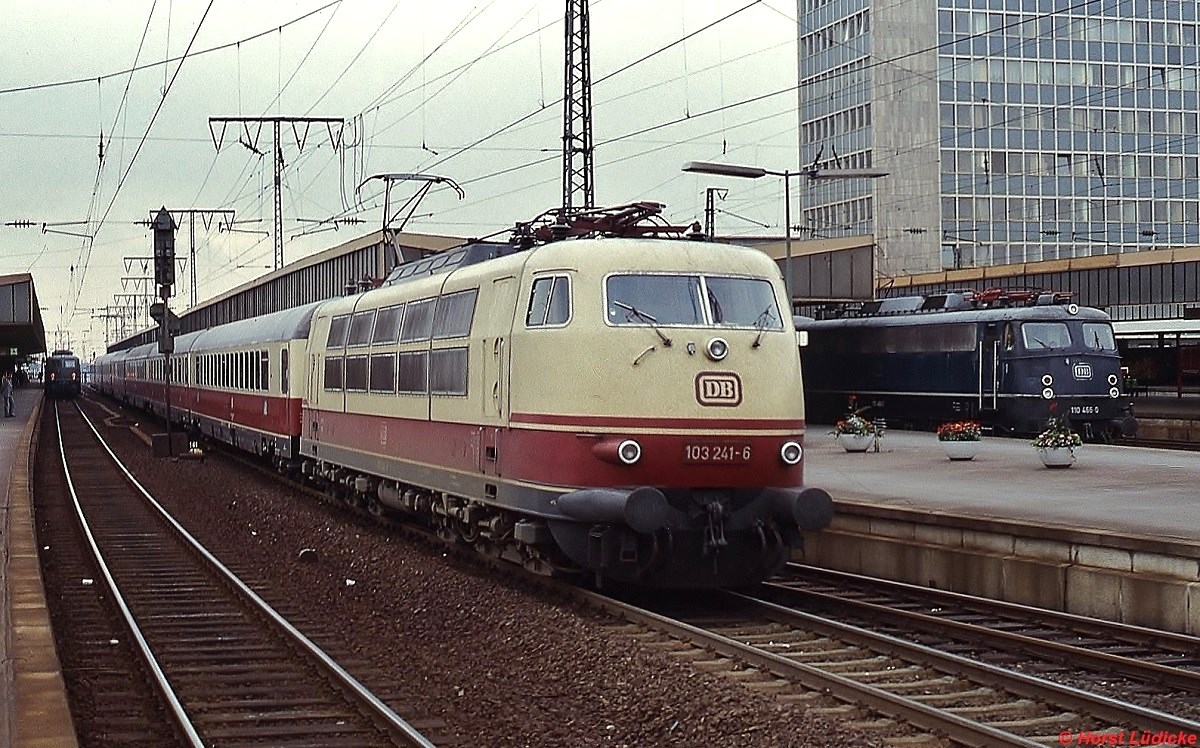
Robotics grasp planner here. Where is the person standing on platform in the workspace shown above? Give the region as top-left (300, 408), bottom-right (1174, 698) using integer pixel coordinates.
top-left (2, 372), bottom-right (13, 417)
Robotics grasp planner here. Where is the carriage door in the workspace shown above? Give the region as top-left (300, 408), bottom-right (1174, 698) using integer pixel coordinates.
top-left (979, 323), bottom-right (1001, 415)
top-left (480, 275), bottom-right (518, 476)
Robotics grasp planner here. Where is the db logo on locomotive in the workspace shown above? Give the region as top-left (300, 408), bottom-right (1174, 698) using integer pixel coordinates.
top-left (695, 372), bottom-right (743, 407)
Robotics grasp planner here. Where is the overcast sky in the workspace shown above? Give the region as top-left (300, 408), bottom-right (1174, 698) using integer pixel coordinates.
top-left (0, 0), bottom-right (801, 358)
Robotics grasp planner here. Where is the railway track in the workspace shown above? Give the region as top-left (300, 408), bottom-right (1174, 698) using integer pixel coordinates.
top-left (581, 586), bottom-right (1200, 747)
top-left (766, 565), bottom-right (1200, 715)
top-left (44, 400), bottom-right (437, 747)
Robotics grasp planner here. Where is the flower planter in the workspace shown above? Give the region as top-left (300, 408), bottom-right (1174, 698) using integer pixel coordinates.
top-left (839, 432), bottom-right (875, 452)
top-left (940, 440), bottom-right (980, 461)
top-left (1039, 447), bottom-right (1076, 468)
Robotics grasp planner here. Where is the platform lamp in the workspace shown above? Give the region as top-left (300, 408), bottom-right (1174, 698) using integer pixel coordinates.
top-left (682, 161), bottom-right (888, 307)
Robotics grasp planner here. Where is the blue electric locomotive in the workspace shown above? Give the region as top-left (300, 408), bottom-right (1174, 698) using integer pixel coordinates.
top-left (796, 290), bottom-right (1137, 440)
top-left (44, 350), bottom-right (83, 399)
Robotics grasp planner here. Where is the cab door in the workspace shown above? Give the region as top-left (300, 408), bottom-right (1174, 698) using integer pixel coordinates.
top-left (979, 322), bottom-right (1002, 416)
top-left (478, 275), bottom-right (518, 475)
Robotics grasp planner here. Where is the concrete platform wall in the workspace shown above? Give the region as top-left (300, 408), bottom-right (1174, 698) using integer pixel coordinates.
top-left (800, 503), bottom-right (1200, 635)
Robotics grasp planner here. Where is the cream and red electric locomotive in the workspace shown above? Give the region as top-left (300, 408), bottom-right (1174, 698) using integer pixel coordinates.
top-left (94, 205), bottom-right (833, 588)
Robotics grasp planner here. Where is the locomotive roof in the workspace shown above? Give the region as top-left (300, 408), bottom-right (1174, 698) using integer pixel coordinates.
top-left (798, 303), bottom-right (1110, 330)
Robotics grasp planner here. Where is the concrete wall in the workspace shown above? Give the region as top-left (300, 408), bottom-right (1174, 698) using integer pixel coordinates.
top-left (800, 503), bottom-right (1200, 635)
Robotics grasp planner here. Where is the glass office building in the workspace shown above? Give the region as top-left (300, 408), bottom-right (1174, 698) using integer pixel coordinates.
top-left (799, 0), bottom-right (1200, 276)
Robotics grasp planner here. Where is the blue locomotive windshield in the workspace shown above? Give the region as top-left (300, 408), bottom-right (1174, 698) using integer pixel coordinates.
top-left (1081, 322), bottom-right (1117, 351)
top-left (1021, 322), bottom-right (1071, 350)
top-left (606, 274), bottom-right (781, 329)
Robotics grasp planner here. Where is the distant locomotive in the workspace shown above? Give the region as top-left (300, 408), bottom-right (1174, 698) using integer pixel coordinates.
top-left (44, 350), bottom-right (83, 399)
top-left (92, 204), bottom-right (834, 589)
top-left (796, 289), bottom-right (1137, 440)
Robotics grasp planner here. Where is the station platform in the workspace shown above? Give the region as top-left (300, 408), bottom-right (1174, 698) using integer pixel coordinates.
top-left (805, 426), bottom-right (1199, 542)
top-left (0, 388), bottom-right (77, 747)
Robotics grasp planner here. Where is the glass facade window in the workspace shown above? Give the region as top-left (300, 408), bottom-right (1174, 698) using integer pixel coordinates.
top-left (799, 0), bottom-right (1200, 272)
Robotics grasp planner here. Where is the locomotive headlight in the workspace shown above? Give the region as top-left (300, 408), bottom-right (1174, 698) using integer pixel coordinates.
top-left (1042, 387), bottom-right (1055, 400)
top-left (780, 441), bottom-right (803, 465)
top-left (705, 337), bottom-right (729, 361)
top-left (1109, 387), bottom-right (1120, 398)
top-left (1041, 374), bottom-right (1054, 386)
top-left (1067, 303), bottom-right (1079, 315)
top-left (617, 439), bottom-right (642, 465)
top-left (1107, 374), bottom-right (1119, 385)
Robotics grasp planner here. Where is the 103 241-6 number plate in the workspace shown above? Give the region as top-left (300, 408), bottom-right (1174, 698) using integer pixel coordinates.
top-left (683, 442), bottom-right (751, 464)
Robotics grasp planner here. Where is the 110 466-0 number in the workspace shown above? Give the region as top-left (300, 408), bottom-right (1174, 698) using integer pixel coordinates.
top-left (683, 442), bottom-right (751, 464)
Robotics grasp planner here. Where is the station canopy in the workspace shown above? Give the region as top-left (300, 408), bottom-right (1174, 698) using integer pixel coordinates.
top-left (0, 273), bottom-right (47, 357)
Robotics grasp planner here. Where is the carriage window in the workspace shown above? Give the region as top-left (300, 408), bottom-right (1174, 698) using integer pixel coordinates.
top-left (1081, 322), bottom-right (1116, 351)
top-left (372, 305), bottom-right (403, 344)
top-left (397, 351), bottom-right (429, 394)
top-left (399, 299), bottom-right (435, 342)
top-left (430, 347), bottom-right (469, 395)
top-left (369, 354), bottom-right (396, 393)
top-left (259, 350), bottom-right (269, 390)
top-left (606, 274), bottom-right (704, 325)
top-left (704, 277), bottom-right (783, 329)
top-left (281, 349), bottom-right (289, 394)
top-left (527, 276), bottom-right (571, 327)
top-left (345, 356), bottom-right (368, 391)
top-left (323, 357), bottom-right (344, 390)
top-left (327, 315), bottom-right (350, 347)
top-left (1021, 322), bottom-right (1072, 350)
top-left (433, 289), bottom-right (479, 338)
top-left (348, 310), bottom-right (376, 346)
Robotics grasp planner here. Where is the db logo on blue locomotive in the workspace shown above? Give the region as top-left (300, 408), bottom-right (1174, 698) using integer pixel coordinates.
top-left (1072, 362), bottom-right (1093, 380)
top-left (695, 372), bottom-right (743, 406)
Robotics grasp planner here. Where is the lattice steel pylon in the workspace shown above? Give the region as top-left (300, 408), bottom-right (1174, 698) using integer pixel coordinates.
top-left (562, 0), bottom-right (594, 216)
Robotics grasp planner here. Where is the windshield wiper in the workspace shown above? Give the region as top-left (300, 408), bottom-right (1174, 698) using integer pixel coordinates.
top-left (613, 300), bottom-right (673, 347)
top-left (751, 305), bottom-right (776, 349)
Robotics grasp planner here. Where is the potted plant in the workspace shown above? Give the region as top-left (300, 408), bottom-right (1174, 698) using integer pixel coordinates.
top-left (1032, 417), bottom-right (1083, 468)
top-left (831, 414), bottom-right (878, 452)
top-left (936, 420), bottom-right (982, 460)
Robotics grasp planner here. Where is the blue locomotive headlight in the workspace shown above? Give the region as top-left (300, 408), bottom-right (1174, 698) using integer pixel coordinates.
top-left (1042, 387), bottom-right (1055, 400)
top-left (1041, 374), bottom-right (1053, 386)
top-left (706, 337), bottom-right (729, 361)
top-left (1109, 387), bottom-right (1120, 398)
top-left (617, 439), bottom-right (642, 465)
top-left (1107, 373), bottom-right (1119, 385)
top-left (780, 441), bottom-right (803, 465)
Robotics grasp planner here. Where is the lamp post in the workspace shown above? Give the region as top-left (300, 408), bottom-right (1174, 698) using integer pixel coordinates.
top-left (682, 160), bottom-right (888, 307)
top-left (682, 161), bottom-right (796, 303)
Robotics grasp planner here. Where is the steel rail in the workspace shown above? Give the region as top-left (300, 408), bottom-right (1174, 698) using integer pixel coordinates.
top-left (783, 564), bottom-right (1200, 663)
top-left (574, 587), bottom-right (1044, 748)
top-left (65, 401), bottom-right (435, 748)
top-left (729, 591), bottom-right (1200, 736)
top-left (54, 401), bottom-right (206, 746)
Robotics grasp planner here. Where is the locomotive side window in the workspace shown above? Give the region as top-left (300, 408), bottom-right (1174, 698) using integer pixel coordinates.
top-left (372, 305), bottom-right (403, 344)
top-left (348, 311), bottom-right (376, 347)
top-left (1021, 322), bottom-right (1071, 350)
top-left (607, 274), bottom-right (703, 325)
top-left (1082, 322), bottom-right (1117, 351)
top-left (397, 351), bottom-right (429, 394)
top-left (703, 277), bottom-right (782, 329)
top-left (324, 357), bottom-right (344, 391)
top-left (327, 315), bottom-right (350, 347)
top-left (369, 354), bottom-right (397, 393)
top-left (399, 299), bottom-right (435, 342)
top-left (526, 277), bottom-right (571, 327)
top-left (433, 289), bottom-right (480, 338)
top-left (345, 356), bottom-right (369, 391)
top-left (430, 347), bottom-right (469, 395)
